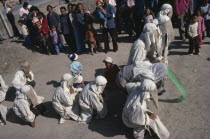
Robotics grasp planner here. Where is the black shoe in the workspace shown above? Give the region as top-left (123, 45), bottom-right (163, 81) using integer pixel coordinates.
top-left (158, 90), bottom-right (166, 96)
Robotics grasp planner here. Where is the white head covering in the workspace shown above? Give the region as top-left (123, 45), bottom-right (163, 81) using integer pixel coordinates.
top-left (61, 73), bottom-right (74, 89)
top-left (158, 15), bottom-right (170, 25)
top-left (142, 23), bottom-right (157, 33)
top-left (133, 62), bottom-right (167, 83)
top-left (103, 57), bottom-right (113, 63)
top-left (160, 4), bottom-right (173, 19)
top-left (140, 79), bottom-right (157, 92)
top-left (152, 19), bottom-right (159, 26)
top-left (140, 23), bottom-right (158, 51)
top-left (74, 75), bottom-right (83, 84)
top-left (95, 76), bottom-right (107, 86)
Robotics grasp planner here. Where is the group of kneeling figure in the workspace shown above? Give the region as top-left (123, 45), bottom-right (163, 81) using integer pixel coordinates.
top-left (0, 3), bottom-right (175, 139)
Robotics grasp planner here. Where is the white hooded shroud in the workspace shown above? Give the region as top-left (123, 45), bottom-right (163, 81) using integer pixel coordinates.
top-left (122, 82), bottom-right (170, 139)
top-left (0, 75), bottom-right (8, 124)
top-left (13, 92), bottom-right (35, 123)
top-left (78, 82), bottom-right (107, 124)
top-left (12, 70), bottom-right (34, 91)
top-left (52, 85), bottom-right (80, 121)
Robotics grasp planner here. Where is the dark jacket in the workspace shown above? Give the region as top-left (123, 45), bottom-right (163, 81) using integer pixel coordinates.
top-left (104, 4), bottom-right (115, 28)
top-left (60, 14), bottom-right (69, 34)
top-left (47, 11), bottom-right (60, 28)
top-left (75, 11), bottom-right (85, 28)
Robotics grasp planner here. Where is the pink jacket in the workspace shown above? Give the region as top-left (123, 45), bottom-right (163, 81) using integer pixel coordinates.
top-left (174, 0), bottom-right (190, 16)
top-left (197, 16), bottom-right (206, 35)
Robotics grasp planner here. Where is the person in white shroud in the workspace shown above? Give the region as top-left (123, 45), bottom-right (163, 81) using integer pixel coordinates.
top-left (78, 76), bottom-right (108, 124)
top-left (122, 79), bottom-right (170, 139)
top-left (13, 85), bottom-right (44, 128)
top-left (0, 75), bottom-right (8, 125)
top-left (12, 61), bottom-right (36, 93)
top-left (52, 73), bottom-right (82, 124)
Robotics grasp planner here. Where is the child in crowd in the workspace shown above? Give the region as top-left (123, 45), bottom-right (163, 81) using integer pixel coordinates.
top-left (68, 53), bottom-right (83, 77)
top-left (188, 15), bottom-right (199, 56)
top-left (196, 9), bottom-right (206, 48)
top-left (50, 25), bottom-right (63, 55)
top-left (18, 20), bottom-right (32, 46)
top-left (96, 0), bottom-right (107, 28)
top-left (200, 0), bottom-right (210, 37)
top-left (85, 24), bottom-right (98, 55)
top-left (142, 8), bottom-right (153, 24)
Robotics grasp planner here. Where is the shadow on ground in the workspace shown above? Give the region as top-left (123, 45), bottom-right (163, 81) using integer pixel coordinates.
top-left (6, 108), bottom-right (29, 126)
top-left (88, 88), bottom-right (134, 138)
top-left (5, 87), bottom-right (16, 102)
top-left (159, 98), bottom-right (182, 103)
top-left (46, 80), bottom-right (60, 88)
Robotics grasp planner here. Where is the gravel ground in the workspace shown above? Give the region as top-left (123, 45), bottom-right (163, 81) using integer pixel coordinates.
top-left (0, 1), bottom-right (210, 139)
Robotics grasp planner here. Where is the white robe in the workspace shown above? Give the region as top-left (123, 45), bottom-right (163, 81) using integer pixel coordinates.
top-left (122, 83), bottom-right (170, 139)
top-left (78, 82), bottom-right (107, 124)
top-left (0, 75), bottom-right (8, 102)
top-left (127, 39), bottom-right (147, 65)
top-left (12, 70), bottom-right (34, 91)
top-left (13, 93), bottom-right (35, 123)
top-left (0, 75), bottom-right (8, 125)
top-left (158, 15), bottom-right (174, 64)
top-left (52, 86), bottom-right (81, 121)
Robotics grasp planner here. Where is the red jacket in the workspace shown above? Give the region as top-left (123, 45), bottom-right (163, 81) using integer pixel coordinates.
top-left (40, 18), bottom-right (50, 35)
top-left (104, 64), bottom-right (120, 89)
top-left (174, 0), bottom-right (190, 16)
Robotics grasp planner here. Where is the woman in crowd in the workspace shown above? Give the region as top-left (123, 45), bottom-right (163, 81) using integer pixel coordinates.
top-left (0, 0), bottom-right (20, 38)
top-left (46, 5), bottom-right (60, 29)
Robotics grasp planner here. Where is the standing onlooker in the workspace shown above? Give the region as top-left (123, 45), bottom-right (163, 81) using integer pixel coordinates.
top-left (103, 0), bottom-right (118, 53)
top-left (19, 2), bottom-right (29, 17)
top-left (18, 20), bottom-right (32, 46)
top-left (188, 15), bottom-right (199, 56)
top-left (47, 5), bottom-right (60, 29)
top-left (196, 9), bottom-right (206, 47)
top-left (85, 24), bottom-right (98, 55)
top-left (50, 26), bottom-right (63, 55)
top-left (37, 12), bottom-right (51, 55)
top-left (67, 3), bottom-right (77, 52)
top-left (0, 0), bottom-right (20, 38)
top-left (200, 0), bottom-right (210, 37)
top-left (75, 3), bottom-right (86, 53)
top-left (174, 0), bottom-right (190, 41)
top-left (96, 1), bottom-right (107, 28)
top-left (133, 0), bottom-right (145, 38)
top-left (60, 7), bottom-right (71, 49)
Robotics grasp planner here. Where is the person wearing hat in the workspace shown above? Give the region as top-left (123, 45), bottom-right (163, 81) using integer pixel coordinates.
top-left (68, 53), bottom-right (83, 77)
top-left (12, 61), bottom-right (36, 92)
top-left (52, 73), bottom-right (82, 124)
top-left (96, 0), bottom-right (107, 28)
top-left (0, 75), bottom-right (8, 125)
top-left (103, 57), bottom-right (119, 89)
top-left (13, 85), bottom-right (45, 128)
top-left (78, 76), bottom-right (108, 124)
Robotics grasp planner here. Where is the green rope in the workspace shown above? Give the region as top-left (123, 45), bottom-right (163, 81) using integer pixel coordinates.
top-left (167, 67), bottom-right (186, 101)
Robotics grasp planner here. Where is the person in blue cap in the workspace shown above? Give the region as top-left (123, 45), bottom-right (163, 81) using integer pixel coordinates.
top-left (68, 53), bottom-right (83, 77)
